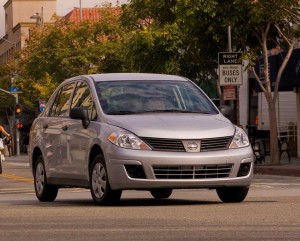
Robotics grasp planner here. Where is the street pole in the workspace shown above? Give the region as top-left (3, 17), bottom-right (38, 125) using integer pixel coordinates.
top-left (227, 25), bottom-right (240, 126)
top-left (79, 0), bottom-right (82, 21)
top-left (228, 26), bottom-right (232, 52)
top-left (13, 93), bottom-right (20, 156)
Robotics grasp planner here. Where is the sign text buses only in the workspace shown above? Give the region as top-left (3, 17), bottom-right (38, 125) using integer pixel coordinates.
top-left (218, 52), bottom-right (243, 86)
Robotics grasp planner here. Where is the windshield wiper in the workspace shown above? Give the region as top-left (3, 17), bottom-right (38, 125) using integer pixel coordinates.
top-left (136, 109), bottom-right (212, 114)
top-left (106, 109), bottom-right (214, 115)
top-left (106, 110), bottom-right (137, 115)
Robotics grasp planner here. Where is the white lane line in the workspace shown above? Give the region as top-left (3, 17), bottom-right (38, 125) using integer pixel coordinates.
top-left (4, 162), bottom-right (29, 167)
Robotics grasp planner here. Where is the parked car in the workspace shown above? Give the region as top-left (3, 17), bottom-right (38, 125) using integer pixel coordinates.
top-left (29, 73), bottom-right (254, 205)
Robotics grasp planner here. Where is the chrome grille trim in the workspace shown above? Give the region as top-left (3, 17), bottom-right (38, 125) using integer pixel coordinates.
top-left (141, 136), bottom-right (232, 152)
top-left (153, 164), bottom-right (233, 179)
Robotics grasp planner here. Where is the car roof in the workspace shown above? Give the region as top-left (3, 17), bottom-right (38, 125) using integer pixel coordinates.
top-left (85, 73), bottom-right (189, 82)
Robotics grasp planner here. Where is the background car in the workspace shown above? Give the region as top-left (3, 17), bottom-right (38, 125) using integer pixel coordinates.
top-left (29, 73), bottom-right (254, 205)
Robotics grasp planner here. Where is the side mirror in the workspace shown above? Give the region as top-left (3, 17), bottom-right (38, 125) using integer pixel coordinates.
top-left (70, 107), bottom-right (90, 129)
top-left (218, 105), bottom-right (233, 119)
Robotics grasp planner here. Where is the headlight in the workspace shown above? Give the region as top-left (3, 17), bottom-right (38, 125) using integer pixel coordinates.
top-left (108, 131), bottom-right (151, 150)
top-left (229, 126), bottom-right (250, 149)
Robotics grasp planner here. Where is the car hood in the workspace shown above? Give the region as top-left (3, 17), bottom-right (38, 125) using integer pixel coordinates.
top-left (105, 113), bottom-right (235, 139)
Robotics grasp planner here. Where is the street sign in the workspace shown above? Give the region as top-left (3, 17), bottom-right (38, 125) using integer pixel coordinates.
top-left (10, 86), bottom-right (22, 93)
top-left (218, 52), bottom-right (243, 86)
top-left (223, 86), bottom-right (236, 100)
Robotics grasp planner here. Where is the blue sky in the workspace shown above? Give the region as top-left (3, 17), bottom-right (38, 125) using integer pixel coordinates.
top-left (0, 0), bottom-right (128, 36)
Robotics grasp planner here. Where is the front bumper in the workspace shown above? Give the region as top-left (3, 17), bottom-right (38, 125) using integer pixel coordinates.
top-left (105, 145), bottom-right (254, 190)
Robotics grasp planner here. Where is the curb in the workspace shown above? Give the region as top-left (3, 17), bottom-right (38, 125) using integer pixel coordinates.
top-left (254, 166), bottom-right (300, 177)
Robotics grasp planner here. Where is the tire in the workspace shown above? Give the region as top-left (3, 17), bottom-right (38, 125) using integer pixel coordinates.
top-left (90, 155), bottom-right (122, 205)
top-left (150, 188), bottom-right (173, 199)
top-left (34, 155), bottom-right (58, 202)
top-left (216, 186), bottom-right (249, 203)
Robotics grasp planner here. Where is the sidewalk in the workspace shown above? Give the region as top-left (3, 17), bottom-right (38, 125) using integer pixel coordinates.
top-left (4, 154), bottom-right (300, 177)
top-left (254, 156), bottom-right (300, 177)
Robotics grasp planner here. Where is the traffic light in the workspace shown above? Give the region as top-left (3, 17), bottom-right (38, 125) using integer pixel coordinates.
top-left (15, 104), bottom-right (21, 118)
top-left (16, 122), bottom-right (23, 129)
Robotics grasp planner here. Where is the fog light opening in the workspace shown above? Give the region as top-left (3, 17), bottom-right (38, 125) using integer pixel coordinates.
top-left (124, 165), bottom-right (146, 179)
top-left (238, 163), bottom-right (251, 177)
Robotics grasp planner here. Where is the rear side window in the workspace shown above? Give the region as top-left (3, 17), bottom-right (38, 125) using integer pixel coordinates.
top-left (49, 83), bottom-right (75, 117)
top-left (71, 81), bottom-right (97, 120)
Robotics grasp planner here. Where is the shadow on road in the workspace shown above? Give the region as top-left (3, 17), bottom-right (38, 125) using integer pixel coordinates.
top-left (7, 198), bottom-right (225, 207)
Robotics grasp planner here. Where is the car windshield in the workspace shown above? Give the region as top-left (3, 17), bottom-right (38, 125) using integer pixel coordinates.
top-left (95, 80), bottom-right (218, 115)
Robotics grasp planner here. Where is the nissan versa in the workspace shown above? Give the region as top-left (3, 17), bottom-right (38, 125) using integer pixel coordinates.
top-left (29, 73), bottom-right (254, 205)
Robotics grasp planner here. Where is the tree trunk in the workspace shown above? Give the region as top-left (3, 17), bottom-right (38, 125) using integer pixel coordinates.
top-left (267, 98), bottom-right (280, 165)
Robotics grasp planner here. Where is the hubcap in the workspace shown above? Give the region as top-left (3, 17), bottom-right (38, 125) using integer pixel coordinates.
top-left (92, 162), bottom-right (107, 199)
top-left (35, 162), bottom-right (45, 195)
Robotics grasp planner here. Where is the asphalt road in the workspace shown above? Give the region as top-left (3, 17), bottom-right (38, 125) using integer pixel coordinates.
top-left (0, 159), bottom-right (299, 241)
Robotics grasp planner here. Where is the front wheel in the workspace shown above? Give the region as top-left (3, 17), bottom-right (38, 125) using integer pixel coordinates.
top-left (34, 155), bottom-right (58, 202)
top-left (216, 186), bottom-right (249, 203)
top-left (90, 155), bottom-right (122, 205)
top-left (150, 188), bottom-right (173, 199)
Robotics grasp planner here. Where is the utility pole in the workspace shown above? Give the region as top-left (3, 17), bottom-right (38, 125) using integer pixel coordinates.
top-left (227, 25), bottom-right (240, 126)
top-left (79, 0), bottom-right (82, 21)
top-left (228, 26), bottom-right (232, 52)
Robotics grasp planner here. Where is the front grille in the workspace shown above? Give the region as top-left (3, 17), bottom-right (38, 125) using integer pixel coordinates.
top-left (141, 136), bottom-right (232, 152)
top-left (201, 136), bottom-right (232, 151)
top-left (141, 137), bottom-right (185, 152)
top-left (153, 164), bottom-right (233, 179)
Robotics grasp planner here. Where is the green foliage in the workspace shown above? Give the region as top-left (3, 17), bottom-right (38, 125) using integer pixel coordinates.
top-left (122, 23), bottom-right (181, 74)
top-left (18, 7), bottom-right (124, 106)
top-left (0, 64), bottom-right (11, 90)
top-left (13, 0), bottom-right (300, 109)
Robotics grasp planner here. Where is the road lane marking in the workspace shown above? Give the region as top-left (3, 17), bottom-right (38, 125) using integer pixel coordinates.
top-left (251, 184), bottom-right (273, 188)
top-left (0, 173), bottom-right (34, 183)
top-left (5, 161), bottom-right (29, 167)
top-left (0, 188), bottom-right (35, 194)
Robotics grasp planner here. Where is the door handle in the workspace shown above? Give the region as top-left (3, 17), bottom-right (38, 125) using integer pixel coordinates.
top-left (43, 124), bottom-right (48, 129)
top-left (62, 125), bottom-right (68, 131)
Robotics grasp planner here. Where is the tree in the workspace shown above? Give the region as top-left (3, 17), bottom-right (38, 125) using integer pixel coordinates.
top-left (124, 0), bottom-right (300, 164)
top-left (0, 63), bottom-right (16, 136)
top-left (231, 0), bottom-right (300, 164)
top-left (18, 6), bottom-right (125, 107)
top-left (121, 0), bottom-right (226, 96)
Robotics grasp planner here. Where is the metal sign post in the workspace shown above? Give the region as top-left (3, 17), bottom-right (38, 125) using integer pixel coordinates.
top-left (218, 52), bottom-right (243, 125)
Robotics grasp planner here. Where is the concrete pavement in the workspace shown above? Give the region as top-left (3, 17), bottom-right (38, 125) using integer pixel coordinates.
top-left (3, 154), bottom-right (300, 177)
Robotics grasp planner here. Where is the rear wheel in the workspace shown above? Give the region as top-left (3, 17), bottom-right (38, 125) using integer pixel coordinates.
top-left (150, 188), bottom-right (173, 199)
top-left (90, 155), bottom-right (122, 205)
top-left (34, 155), bottom-right (58, 202)
top-left (216, 186), bottom-right (249, 203)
